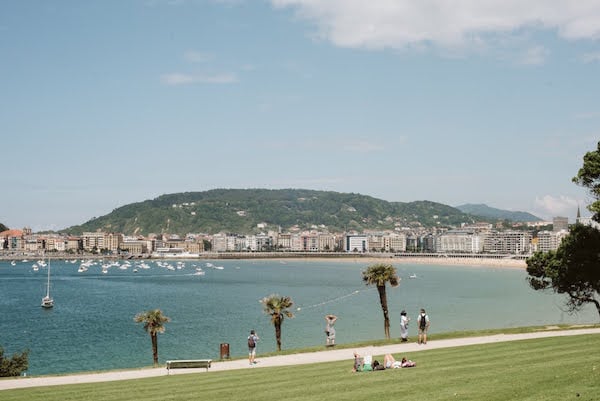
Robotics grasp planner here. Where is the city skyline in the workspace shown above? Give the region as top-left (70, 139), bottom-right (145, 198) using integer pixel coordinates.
top-left (2, 1), bottom-right (599, 231)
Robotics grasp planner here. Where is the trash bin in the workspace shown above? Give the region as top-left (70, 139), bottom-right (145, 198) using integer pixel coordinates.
top-left (220, 343), bottom-right (230, 360)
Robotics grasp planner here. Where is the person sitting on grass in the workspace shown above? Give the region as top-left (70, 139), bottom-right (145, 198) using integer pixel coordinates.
top-left (361, 354), bottom-right (373, 371)
top-left (352, 352), bottom-right (363, 372)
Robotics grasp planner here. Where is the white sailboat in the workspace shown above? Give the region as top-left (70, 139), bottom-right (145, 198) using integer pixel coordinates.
top-left (41, 258), bottom-right (54, 308)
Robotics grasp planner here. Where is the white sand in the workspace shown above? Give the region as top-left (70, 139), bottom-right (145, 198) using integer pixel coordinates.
top-left (1, 327), bottom-right (598, 391)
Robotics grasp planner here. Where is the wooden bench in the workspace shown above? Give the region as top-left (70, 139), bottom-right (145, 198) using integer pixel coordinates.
top-left (166, 359), bottom-right (212, 374)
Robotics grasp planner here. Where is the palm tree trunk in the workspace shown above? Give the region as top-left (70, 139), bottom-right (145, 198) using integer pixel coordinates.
top-left (151, 333), bottom-right (159, 366)
top-left (377, 285), bottom-right (391, 339)
top-left (275, 319), bottom-right (282, 351)
top-left (592, 298), bottom-right (600, 319)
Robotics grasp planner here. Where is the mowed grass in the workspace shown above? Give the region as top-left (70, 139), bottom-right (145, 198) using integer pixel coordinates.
top-left (2, 334), bottom-right (599, 401)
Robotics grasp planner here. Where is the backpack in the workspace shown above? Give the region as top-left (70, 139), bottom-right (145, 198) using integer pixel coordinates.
top-left (248, 335), bottom-right (255, 348)
top-left (419, 314), bottom-right (428, 329)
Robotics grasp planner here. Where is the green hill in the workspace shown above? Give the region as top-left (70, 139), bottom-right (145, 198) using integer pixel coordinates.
top-left (456, 203), bottom-right (541, 222)
top-left (64, 188), bottom-right (481, 236)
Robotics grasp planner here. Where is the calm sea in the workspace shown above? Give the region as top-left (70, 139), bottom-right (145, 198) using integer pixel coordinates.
top-left (0, 258), bottom-right (596, 375)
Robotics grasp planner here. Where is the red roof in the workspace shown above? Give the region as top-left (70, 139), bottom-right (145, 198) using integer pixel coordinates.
top-left (0, 229), bottom-right (23, 238)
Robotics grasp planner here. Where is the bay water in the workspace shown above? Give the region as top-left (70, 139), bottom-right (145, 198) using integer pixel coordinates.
top-left (0, 258), bottom-right (596, 375)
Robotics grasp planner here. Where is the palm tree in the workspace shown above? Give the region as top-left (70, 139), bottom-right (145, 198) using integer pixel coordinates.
top-left (362, 263), bottom-right (400, 339)
top-left (134, 309), bottom-right (171, 366)
top-left (260, 294), bottom-right (294, 351)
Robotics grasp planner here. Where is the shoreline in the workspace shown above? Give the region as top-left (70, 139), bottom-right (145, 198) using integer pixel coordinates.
top-left (0, 254), bottom-right (527, 268)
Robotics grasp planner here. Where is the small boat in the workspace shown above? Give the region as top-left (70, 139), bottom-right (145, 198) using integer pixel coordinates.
top-left (78, 265), bottom-right (88, 273)
top-left (11, 260), bottom-right (16, 266)
top-left (41, 258), bottom-right (54, 308)
top-left (409, 274), bottom-right (417, 279)
top-left (32, 263), bottom-right (39, 271)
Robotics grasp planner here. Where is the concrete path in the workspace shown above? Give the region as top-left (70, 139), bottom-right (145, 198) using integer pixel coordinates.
top-left (2, 327), bottom-right (599, 391)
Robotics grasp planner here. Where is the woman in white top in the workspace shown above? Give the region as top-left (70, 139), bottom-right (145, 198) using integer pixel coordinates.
top-left (400, 310), bottom-right (410, 342)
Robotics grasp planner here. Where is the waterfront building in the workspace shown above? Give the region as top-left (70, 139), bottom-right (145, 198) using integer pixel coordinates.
top-left (211, 233), bottom-right (228, 252)
top-left (256, 233), bottom-right (273, 251)
top-left (104, 233), bottom-right (124, 252)
top-left (318, 233), bottom-right (338, 251)
top-left (301, 233), bottom-right (319, 252)
top-left (367, 234), bottom-right (383, 251)
top-left (44, 235), bottom-right (67, 252)
top-left (276, 233), bottom-right (291, 250)
top-left (82, 231), bottom-right (106, 252)
top-left (536, 230), bottom-right (569, 253)
top-left (120, 239), bottom-right (148, 254)
top-left (384, 233), bottom-right (407, 252)
top-left (345, 234), bottom-right (368, 252)
top-left (184, 240), bottom-right (203, 254)
top-left (66, 237), bottom-right (81, 252)
top-left (483, 230), bottom-right (532, 254)
top-left (0, 229), bottom-right (25, 251)
top-left (420, 233), bottom-right (436, 252)
top-left (23, 238), bottom-right (40, 252)
top-left (436, 230), bottom-right (482, 253)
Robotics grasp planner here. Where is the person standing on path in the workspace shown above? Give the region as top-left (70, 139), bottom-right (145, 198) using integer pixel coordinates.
top-left (325, 314), bottom-right (337, 346)
top-left (417, 308), bottom-right (430, 344)
top-left (248, 330), bottom-right (259, 365)
top-left (400, 310), bottom-right (410, 342)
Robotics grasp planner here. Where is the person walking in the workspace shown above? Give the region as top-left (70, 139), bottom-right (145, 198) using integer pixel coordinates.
top-left (400, 310), bottom-right (410, 342)
top-left (325, 314), bottom-right (337, 346)
top-left (247, 330), bottom-right (259, 365)
top-left (417, 308), bottom-right (430, 344)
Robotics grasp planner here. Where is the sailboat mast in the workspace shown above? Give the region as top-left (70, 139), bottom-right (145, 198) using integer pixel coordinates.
top-left (46, 259), bottom-right (51, 297)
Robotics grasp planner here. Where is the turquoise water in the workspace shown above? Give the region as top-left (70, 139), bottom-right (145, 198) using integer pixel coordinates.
top-left (0, 259), bottom-right (596, 375)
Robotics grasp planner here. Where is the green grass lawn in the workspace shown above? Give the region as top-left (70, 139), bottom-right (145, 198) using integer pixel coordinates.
top-left (2, 333), bottom-right (599, 401)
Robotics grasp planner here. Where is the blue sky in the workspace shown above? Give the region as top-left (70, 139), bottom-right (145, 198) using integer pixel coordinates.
top-left (1, 0), bottom-right (599, 231)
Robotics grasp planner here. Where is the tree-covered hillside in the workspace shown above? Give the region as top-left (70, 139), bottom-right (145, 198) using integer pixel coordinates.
top-left (64, 188), bottom-right (482, 236)
top-left (456, 204), bottom-right (541, 222)
top-left (0, 222), bottom-right (8, 232)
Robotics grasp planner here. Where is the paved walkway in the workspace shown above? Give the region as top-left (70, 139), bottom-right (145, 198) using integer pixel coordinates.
top-left (2, 327), bottom-right (599, 391)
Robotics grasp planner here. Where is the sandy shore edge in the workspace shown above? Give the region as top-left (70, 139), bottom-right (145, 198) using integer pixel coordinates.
top-left (1, 255), bottom-right (527, 268)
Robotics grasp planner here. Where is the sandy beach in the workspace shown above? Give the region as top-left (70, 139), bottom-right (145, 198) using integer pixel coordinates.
top-left (1, 327), bottom-right (597, 391)
top-left (251, 255), bottom-right (527, 268)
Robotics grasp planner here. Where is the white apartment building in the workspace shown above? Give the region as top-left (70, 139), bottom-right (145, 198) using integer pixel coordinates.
top-left (211, 233), bottom-right (228, 252)
top-left (277, 233), bottom-right (291, 249)
top-left (82, 232), bottom-right (106, 251)
top-left (301, 233), bottom-right (319, 252)
top-left (383, 233), bottom-right (406, 252)
top-left (436, 230), bottom-right (482, 253)
top-left (318, 233), bottom-right (338, 251)
top-left (536, 230), bottom-right (569, 253)
top-left (367, 233), bottom-right (406, 252)
top-left (345, 235), bottom-right (368, 252)
top-left (483, 231), bottom-right (532, 254)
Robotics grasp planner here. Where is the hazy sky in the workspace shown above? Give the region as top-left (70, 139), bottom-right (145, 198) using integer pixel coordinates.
top-left (2, 0), bottom-right (599, 231)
